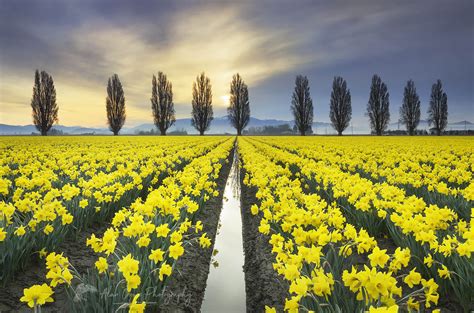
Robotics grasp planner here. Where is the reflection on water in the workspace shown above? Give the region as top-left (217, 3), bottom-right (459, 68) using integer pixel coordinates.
top-left (201, 148), bottom-right (245, 313)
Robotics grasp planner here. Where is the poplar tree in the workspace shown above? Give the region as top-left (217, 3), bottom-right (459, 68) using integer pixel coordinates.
top-left (227, 73), bottom-right (250, 136)
top-left (329, 76), bottom-right (352, 135)
top-left (191, 72), bottom-right (213, 135)
top-left (31, 70), bottom-right (58, 136)
top-left (106, 74), bottom-right (126, 135)
top-left (151, 72), bottom-right (175, 135)
top-left (367, 74), bottom-right (390, 135)
top-left (291, 75), bottom-right (313, 136)
top-left (399, 80), bottom-right (421, 135)
top-left (427, 79), bottom-right (448, 136)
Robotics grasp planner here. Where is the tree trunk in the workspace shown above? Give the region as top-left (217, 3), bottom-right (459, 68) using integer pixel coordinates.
top-left (437, 129), bottom-right (441, 136)
top-left (237, 129), bottom-right (241, 136)
top-left (113, 132), bottom-right (118, 136)
top-left (160, 129), bottom-right (166, 136)
top-left (338, 131), bottom-right (342, 136)
top-left (300, 130), bottom-right (305, 136)
top-left (41, 130), bottom-right (47, 136)
top-left (200, 131), bottom-right (204, 136)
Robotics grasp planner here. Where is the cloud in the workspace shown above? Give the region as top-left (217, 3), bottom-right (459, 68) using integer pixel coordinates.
top-left (0, 0), bottom-right (472, 127)
top-left (1, 3), bottom-right (319, 126)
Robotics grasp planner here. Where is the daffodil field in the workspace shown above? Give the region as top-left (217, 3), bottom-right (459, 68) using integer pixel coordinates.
top-left (0, 136), bottom-right (233, 312)
top-left (0, 135), bottom-right (473, 312)
top-left (239, 136), bottom-right (473, 312)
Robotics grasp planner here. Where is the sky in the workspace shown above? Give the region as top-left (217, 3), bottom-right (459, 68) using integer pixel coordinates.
top-left (0, 0), bottom-right (473, 128)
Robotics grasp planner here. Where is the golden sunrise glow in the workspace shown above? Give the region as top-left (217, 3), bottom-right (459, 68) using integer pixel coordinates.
top-left (221, 95), bottom-right (230, 106)
top-left (2, 2), bottom-right (470, 128)
top-left (0, 5), bottom-right (313, 127)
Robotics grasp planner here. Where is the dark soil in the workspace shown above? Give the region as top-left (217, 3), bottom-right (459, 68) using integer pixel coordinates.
top-left (0, 223), bottom-right (108, 313)
top-left (156, 147), bottom-right (234, 313)
top-left (240, 170), bottom-right (289, 313)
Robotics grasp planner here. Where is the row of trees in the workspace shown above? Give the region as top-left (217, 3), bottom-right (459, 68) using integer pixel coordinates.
top-left (291, 74), bottom-right (448, 136)
top-left (106, 72), bottom-right (250, 136)
top-left (31, 70), bottom-right (447, 136)
top-left (30, 70), bottom-right (249, 136)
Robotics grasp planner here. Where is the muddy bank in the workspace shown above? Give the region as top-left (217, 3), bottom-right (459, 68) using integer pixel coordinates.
top-left (240, 169), bottom-right (289, 313)
top-left (157, 147), bottom-right (234, 313)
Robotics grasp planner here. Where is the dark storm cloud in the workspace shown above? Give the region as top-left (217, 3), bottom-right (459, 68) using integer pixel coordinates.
top-left (245, 0), bottom-right (474, 122)
top-left (0, 0), bottom-right (472, 126)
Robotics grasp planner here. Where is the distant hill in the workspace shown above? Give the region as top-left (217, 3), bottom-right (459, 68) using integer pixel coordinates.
top-left (127, 116), bottom-right (332, 135)
top-left (388, 119), bottom-right (474, 131)
top-left (0, 124), bottom-right (38, 134)
top-left (451, 120), bottom-right (473, 126)
top-left (1, 118), bottom-right (471, 135)
top-left (0, 124), bottom-right (110, 135)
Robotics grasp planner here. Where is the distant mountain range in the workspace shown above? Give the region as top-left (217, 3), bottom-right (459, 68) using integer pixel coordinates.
top-left (450, 120), bottom-right (473, 126)
top-left (388, 119), bottom-right (473, 128)
top-left (0, 117), bottom-right (331, 135)
top-left (0, 117), bottom-right (472, 135)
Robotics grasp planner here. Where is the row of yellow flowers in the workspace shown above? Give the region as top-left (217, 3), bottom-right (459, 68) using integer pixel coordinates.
top-left (249, 137), bottom-right (473, 309)
top-left (0, 136), bottom-right (223, 284)
top-left (239, 136), bottom-right (473, 312)
top-left (17, 137), bottom-right (233, 312)
top-left (261, 137), bottom-right (473, 201)
top-left (249, 137), bottom-right (473, 258)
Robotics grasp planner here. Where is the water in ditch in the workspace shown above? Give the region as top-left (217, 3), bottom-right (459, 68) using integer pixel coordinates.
top-left (201, 149), bottom-right (246, 313)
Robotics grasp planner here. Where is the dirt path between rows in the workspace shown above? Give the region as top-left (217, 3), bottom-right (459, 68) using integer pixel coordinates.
top-left (240, 169), bottom-right (289, 313)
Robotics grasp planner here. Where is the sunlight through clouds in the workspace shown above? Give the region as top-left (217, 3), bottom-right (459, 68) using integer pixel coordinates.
top-left (0, 1), bottom-right (472, 127)
top-left (1, 4), bottom-right (314, 127)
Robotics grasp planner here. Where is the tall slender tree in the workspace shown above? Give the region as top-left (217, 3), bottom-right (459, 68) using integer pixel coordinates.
top-left (427, 79), bottom-right (448, 136)
top-left (227, 73), bottom-right (250, 136)
top-left (106, 74), bottom-right (126, 135)
top-left (191, 72), bottom-right (213, 135)
top-left (291, 75), bottom-right (313, 136)
top-left (329, 76), bottom-right (352, 135)
top-left (399, 80), bottom-right (421, 135)
top-left (151, 72), bottom-right (175, 135)
top-left (31, 70), bottom-right (58, 136)
top-left (367, 74), bottom-right (390, 135)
